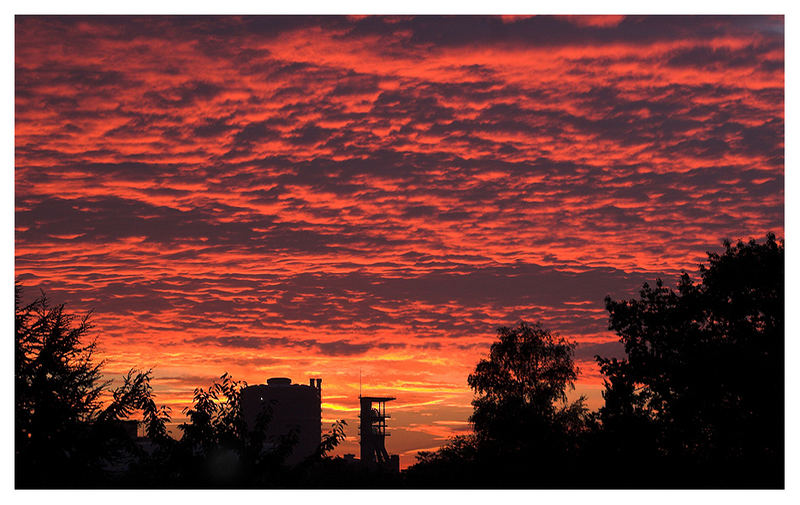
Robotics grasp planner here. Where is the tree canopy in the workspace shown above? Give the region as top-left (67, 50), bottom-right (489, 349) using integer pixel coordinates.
top-left (15, 286), bottom-right (167, 487)
top-left (409, 321), bottom-right (588, 486)
top-left (468, 321), bottom-right (586, 452)
top-left (597, 232), bottom-right (784, 486)
top-left (408, 233), bottom-right (783, 488)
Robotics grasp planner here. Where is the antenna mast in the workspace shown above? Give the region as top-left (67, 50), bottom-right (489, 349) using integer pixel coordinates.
top-left (359, 368), bottom-right (362, 398)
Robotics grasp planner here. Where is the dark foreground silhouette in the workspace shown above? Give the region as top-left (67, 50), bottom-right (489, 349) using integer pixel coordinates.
top-left (15, 233), bottom-right (783, 488)
top-left (407, 233), bottom-right (783, 489)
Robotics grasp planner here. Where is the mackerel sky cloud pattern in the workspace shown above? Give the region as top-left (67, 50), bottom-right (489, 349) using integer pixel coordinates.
top-left (15, 15), bottom-right (784, 462)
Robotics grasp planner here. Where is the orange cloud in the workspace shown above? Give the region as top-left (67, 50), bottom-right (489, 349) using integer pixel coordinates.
top-left (15, 15), bottom-right (783, 461)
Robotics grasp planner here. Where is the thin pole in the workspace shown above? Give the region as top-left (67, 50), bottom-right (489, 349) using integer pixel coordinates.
top-left (359, 368), bottom-right (362, 398)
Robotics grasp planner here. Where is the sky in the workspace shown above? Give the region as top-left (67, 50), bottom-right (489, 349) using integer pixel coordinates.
top-left (14, 15), bottom-right (784, 466)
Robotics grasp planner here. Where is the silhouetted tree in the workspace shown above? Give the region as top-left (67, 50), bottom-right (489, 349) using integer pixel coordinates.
top-left (148, 372), bottom-right (276, 486)
top-left (15, 285), bottom-right (168, 487)
top-left (468, 322), bottom-right (587, 457)
top-left (316, 419), bottom-right (348, 458)
top-left (134, 372), bottom-right (348, 487)
top-left (405, 434), bottom-right (480, 486)
top-left (597, 233), bottom-right (784, 487)
top-left (407, 321), bottom-right (588, 486)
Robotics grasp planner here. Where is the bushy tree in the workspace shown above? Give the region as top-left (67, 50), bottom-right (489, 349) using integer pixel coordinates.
top-left (468, 321), bottom-right (587, 456)
top-left (138, 372), bottom-right (347, 487)
top-left (166, 373), bottom-right (281, 485)
top-left (598, 233), bottom-right (783, 486)
top-left (407, 321), bottom-right (588, 486)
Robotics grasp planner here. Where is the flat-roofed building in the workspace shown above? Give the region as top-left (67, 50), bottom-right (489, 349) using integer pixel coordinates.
top-left (241, 377), bottom-right (321, 465)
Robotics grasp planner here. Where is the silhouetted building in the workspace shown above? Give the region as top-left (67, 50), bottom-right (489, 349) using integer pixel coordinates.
top-left (359, 396), bottom-right (399, 472)
top-left (241, 377), bottom-right (322, 465)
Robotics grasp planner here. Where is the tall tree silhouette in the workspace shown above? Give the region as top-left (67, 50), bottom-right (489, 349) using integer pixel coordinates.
top-left (15, 285), bottom-right (167, 487)
top-left (598, 233), bottom-right (784, 487)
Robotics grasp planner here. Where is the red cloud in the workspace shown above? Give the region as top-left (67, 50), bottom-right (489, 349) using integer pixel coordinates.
top-left (15, 15), bottom-right (784, 463)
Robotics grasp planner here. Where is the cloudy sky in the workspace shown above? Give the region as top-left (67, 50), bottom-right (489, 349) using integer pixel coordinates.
top-left (15, 15), bottom-right (783, 464)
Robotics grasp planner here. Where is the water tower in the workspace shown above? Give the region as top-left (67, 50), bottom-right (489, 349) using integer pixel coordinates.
top-left (241, 377), bottom-right (322, 465)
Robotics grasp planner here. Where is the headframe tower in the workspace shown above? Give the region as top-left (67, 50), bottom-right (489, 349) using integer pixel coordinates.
top-left (359, 396), bottom-right (395, 467)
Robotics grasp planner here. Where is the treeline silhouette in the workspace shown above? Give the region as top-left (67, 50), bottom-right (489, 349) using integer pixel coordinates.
top-left (406, 233), bottom-right (783, 488)
top-left (15, 288), bottom-right (352, 488)
top-left (15, 233), bottom-right (783, 488)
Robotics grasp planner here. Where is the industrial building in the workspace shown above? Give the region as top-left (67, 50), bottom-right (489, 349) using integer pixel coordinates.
top-left (241, 377), bottom-right (322, 465)
top-left (359, 396), bottom-right (400, 472)
top-left (240, 375), bottom-right (399, 472)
